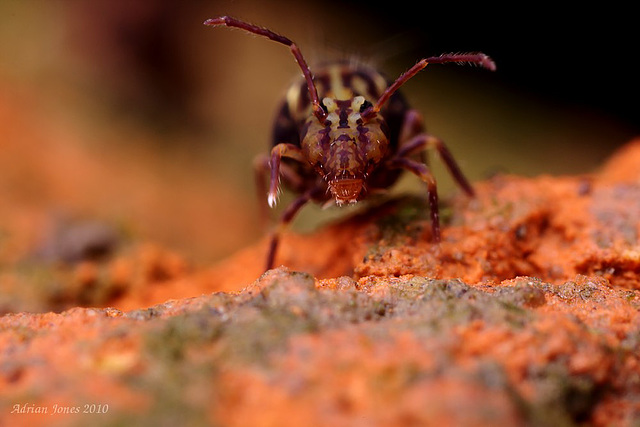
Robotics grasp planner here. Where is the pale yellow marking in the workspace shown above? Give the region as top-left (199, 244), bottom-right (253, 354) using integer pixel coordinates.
top-left (348, 71), bottom-right (388, 102)
top-left (328, 66), bottom-right (352, 100)
top-left (322, 97), bottom-right (337, 112)
top-left (285, 82), bottom-right (302, 113)
top-left (350, 76), bottom-right (370, 99)
top-left (348, 96), bottom-right (365, 126)
top-left (351, 96), bottom-right (366, 111)
top-left (322, 97), bottom-right (340, 126)
top-left (372, 72), bottom-right (387, 98)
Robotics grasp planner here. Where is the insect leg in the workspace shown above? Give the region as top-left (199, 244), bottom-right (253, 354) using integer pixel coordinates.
top-left (363, 53), bottom-right (495, 119)
top-left (396, 109), bottom-right (428, 165)
top-left (254, 153), bottom-right (305, 222)
top-left (394, 132), bottom-right (475, 197)
top-left (389, 157), bottom-right (441, 242)
top-left (265, 191), bottom-right (312, 270)
top-left (268, 143), bottom-right (305, 207)
top-left (397, 109), bottom-right (425, 145)
top-left (254, 154), bottom-right (272, 226)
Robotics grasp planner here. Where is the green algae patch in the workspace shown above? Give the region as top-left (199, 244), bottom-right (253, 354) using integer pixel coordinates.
top-left (374, 196), bottom-right (430, 243)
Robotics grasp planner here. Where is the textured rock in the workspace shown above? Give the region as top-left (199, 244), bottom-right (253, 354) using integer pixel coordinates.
top-left (1, 135), bottom-right (640, 425)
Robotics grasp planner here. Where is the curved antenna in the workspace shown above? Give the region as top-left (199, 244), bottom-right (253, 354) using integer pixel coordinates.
top-left (362, 53), bottom-right (496, 120)
top-left (204, 16), bottom-right (327, 123)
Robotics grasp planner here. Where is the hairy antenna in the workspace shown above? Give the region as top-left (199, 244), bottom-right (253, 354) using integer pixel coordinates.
top-left (204, 16), bottom-right (327, 123)
top-left (362, 53), bottom-right (495, 120)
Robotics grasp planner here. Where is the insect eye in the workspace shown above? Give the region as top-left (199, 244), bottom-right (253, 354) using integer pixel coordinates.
top-left (359, 100), bottom-right (373, 113)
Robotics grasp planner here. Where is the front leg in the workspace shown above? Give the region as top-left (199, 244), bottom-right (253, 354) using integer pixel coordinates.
top-left (254, 152), bottom-right (304, 228)
top-left (268, 143), bottom-right (306, 207)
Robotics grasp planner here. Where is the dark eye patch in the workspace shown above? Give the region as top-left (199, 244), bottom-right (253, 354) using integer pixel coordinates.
top-left (359, 100), bottom-right (373, 113)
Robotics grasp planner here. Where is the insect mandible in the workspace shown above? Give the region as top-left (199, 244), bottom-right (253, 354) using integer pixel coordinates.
top-left (204, 16), bottom-right (496, 270)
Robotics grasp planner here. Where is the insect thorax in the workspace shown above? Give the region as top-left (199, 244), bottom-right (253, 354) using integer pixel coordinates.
top-left (271, 62), bottom-right (410, 204)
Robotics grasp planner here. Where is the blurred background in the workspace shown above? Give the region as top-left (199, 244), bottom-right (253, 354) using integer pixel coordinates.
top-left (0, 0), bottom-right (637, 265)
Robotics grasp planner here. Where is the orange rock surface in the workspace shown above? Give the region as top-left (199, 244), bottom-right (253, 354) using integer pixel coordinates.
top-left (1, 84), bottom-right (640, 425)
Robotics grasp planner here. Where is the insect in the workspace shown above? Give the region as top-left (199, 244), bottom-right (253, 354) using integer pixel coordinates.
top-left (204, 16), bottom-right (495, 270)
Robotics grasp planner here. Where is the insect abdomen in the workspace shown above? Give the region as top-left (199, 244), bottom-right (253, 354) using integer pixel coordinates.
top-left (271, 100), bottom-right (300, 147)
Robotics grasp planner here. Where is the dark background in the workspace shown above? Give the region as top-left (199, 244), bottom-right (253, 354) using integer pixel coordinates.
top-left (381, 4), bottom-right (638, 128)
top-left (0, 0), bottom-right (637, 253)
top-left (1, 1), bottom-right (636, 163)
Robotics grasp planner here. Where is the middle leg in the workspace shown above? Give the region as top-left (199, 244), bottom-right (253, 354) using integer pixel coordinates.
top-left (396, 109), bottom-right (474, 196)
top-left (396, 132), bottom-right (474, 197)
